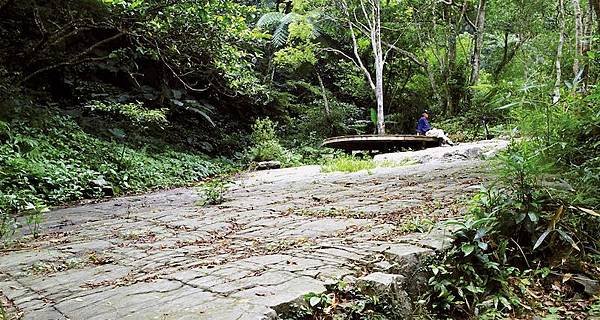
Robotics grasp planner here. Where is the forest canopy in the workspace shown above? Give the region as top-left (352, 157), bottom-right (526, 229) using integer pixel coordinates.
top-left (3, 0), bottom-right (597, 141)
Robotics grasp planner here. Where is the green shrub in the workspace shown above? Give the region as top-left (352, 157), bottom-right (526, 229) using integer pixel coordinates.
top-left (246, 118), bottom-right (299, 165)
top-left (198, 176), bottom-right (231, 206)
top-left (85, 101), bottom-right (169, 125)
top-left (424, 92), bottom-right (600, 317)
top-left (280, 280), bottom-right (408, 320)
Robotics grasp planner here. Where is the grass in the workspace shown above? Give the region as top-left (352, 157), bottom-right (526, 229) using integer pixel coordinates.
top-left (320, 155), bottom-right (419, 173)
top-left (320, 155), bottom-right (376, 173)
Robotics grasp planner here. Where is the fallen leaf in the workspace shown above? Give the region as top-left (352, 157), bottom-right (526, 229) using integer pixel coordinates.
top-left (569, 206), bottom-right (600, 217)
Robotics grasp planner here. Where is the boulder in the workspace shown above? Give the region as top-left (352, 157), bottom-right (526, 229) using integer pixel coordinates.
top-left (255, 161), bottom-right (282, 170)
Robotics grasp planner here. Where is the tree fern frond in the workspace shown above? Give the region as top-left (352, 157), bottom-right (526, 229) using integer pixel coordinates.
top-left (311, 26), bottom-right (321, 39)
top-left (257, 12), bottom-right (285, 30)
top-left (280, 12), bottom-right (302, 25)
top-left (305, 8), bottom-right (323, 20)
top-left (272, 22), bottom-right (290, 47)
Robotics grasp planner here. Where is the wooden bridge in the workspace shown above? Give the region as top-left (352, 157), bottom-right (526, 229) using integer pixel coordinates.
top-left (322, 135), bottom-right (441, 153)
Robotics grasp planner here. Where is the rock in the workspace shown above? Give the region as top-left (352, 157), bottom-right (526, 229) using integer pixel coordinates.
top-left (357, 272), bottom-right (412, 317)
top-left (90, 178), bottom-right (108, 187)
top-left (571, 274), bottom-right (600, 295)
top-left (255, 161), bottom-right (282, 170)
top-left (89, 178), bottom-right (114, 196)
top-left (373, 260), bottom-right (393, 272)
top-left (358, 272), bottom-right (405, 297)
top-left (102, 186), bottom-right (114, 197)
top-left (374, 139), bottom-right (509, 165)
top-left (3, 144), bottom-right (488, 319)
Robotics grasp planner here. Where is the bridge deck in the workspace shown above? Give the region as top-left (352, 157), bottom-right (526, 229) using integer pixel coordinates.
top-left (322, 134), bottom-right (441, 152)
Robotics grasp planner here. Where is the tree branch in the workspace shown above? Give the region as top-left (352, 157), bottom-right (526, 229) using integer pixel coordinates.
top-left (20, 32), bottom-right (125, 84)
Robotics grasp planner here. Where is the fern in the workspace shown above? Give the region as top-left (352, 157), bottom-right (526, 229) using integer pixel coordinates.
top-left (257, 10), bottom-right (323, 47)
top-left (272, 22), bottom-right (290, 47)
top-left (257, 12), bottom-right (285, 30)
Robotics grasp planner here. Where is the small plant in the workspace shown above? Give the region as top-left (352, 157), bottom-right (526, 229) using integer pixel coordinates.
top-left (398, 216), bottom-right (434, 234)
top-left (590, 300), bottom-right (600, 317)
top-left (0, 191), bottom-right (48, 245)
top-left (377, 158), bottom-right (419, 168)
top-left (199, 176), bottom-right (231, 206)
top-left (246, 118), bottom-right (298, 165)
top-left (280, 280), bottom-right (407, 320)
top-left (86, 101), bottom-right (168, 125)
top-left (320, 154), bottom-right (376, 173)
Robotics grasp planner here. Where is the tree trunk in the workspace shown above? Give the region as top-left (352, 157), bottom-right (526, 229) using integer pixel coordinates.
top-left (446, 29), bottom-right (457, 115)
top-left (585, 0), bottom-right (595, 86)
top-left (426, 62), bottom-right (445, 112)
top-left (554, 0), bottom-right (566, 104)
top-left (372, 0), bottom-right (385, 135)
top-left (316, 72), bottom-right (330, 116)
top-left (591, 0), bottom-right (600, 31)
top-left (334, 0), bottom-right (386, 134)
top-left (470, 0), bottom-right (486, 86)
top-left (572, 0), bottom-right (583, 84)
top-left (493, 33), bottom-right (527, 81)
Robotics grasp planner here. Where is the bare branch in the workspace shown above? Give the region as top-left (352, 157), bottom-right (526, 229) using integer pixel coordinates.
top-left (338, 0), bottom-right (375, 89)
top-left (149, 38), bottom-right (210, 92)
top-left (360, 0), bottom-right (373, 29)
top-left (322, 48), bottom-right (359, 68)
top-left (20, 32), bottom-right (125, 84)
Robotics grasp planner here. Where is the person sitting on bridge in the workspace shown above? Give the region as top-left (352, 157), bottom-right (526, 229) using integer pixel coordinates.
top-left (416, 110), bottom-right (432, 135)
top-left (416, 110), bottom-right (454, 145)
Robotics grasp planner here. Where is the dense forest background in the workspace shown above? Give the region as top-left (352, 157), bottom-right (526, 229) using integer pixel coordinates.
top-left (1, 0), bottom-right (599, 317)
top-left (5, 0), bottom-right (597, 151)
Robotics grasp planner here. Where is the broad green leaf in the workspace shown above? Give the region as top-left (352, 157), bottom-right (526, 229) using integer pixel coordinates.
top-left (461, 243), bottom-right (475, 256)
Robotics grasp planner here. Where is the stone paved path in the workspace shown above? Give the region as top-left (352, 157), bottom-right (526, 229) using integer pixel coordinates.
top-left (0, 141), bottom-right (506, 320)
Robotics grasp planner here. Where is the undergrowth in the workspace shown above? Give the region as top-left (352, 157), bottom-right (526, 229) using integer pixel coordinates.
top-left (280, 280), bottom-right (408, 320)
top-left (0, 103), bottom-right (226, 244)
top-left (320, 155), bottom-right (418, 173)
top-left (422, 90), bottom-right (600, 318)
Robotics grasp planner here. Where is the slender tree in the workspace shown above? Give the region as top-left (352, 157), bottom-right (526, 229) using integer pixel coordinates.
top-left (329, 0), bottom-right (387, 135)
top-left (572, 0), bottom-right (583, 84)
top-left (553, 0), bottom-right (566, 104)
top-left (470, 0), bottom-right (487, 86)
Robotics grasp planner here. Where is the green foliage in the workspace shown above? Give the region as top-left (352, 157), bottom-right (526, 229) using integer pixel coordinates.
top-left (0, 105), bottom-right (224, 245)
top-left (424, 90), bottom-right (600, 317)
top-left (286, 98), bottom-right (362, 143)
top-left (274, 43), bottom-right (318, 70)
top-left (281, 280), bottom-right (407, 320)
top-left (246, 118), bottom-right (297, 165)
top-left (86, 101), bottom-right (168, 125)
top-left (320, 155), bottom-right (375, 173)
top-left (590, 300), bottom-right (600, 317)
top-left (257, 9), bottom-right (322, 47)
top-left (198, 176), bottom-right (231, 206)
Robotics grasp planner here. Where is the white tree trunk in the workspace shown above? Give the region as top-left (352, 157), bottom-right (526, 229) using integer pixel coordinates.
top-left (470, 0), bottom-right (486, 86)
top-left (572, 0), bottom-right (583, 84)
top-left (372, 0), bottom-right (385, 135)
top-left (554, 0), bottom-right (566, 104)
top-left (316, 72), bottom-right (330, 116)
top-left (332, 0), bottom-right (386, 135)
